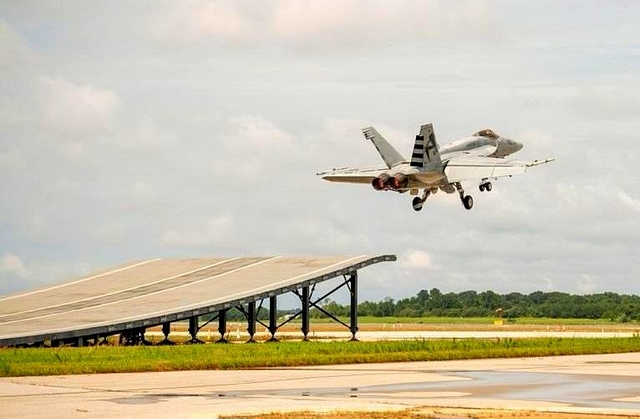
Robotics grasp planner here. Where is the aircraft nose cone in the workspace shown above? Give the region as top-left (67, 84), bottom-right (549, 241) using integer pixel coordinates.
top-left (514, 141), bottom-right (524, 152)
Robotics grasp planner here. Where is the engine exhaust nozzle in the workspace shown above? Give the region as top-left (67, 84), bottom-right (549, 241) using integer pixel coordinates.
top-left (387, 174), bottom-right (408, 190)
top-left (371, 174), bottom-right (390, 191)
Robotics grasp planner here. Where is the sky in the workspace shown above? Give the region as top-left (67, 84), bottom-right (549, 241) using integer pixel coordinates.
top-left (1, 1), bottom-right (639, 305)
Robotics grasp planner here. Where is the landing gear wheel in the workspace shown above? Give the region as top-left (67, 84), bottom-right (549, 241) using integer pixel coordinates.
top-left (479, 184), bottom-right (485, 192)
top-left (485, 182), bottom-right (492, 192)
top-left (412, 197), bottom-right (424, 212)
top-left (463, 195), bottom-right (474, 210)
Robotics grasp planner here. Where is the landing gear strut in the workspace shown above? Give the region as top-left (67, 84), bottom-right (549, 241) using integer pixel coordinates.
top-left (455, 183), bottom-right (474, 210)
top-left (412, 190), bottom-right (431, 211)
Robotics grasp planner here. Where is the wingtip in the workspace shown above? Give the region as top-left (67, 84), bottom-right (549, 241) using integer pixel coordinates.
top-left (527, 157), bottom-right (555, 167)
top-left (361, 126), bottom-right (375, 140)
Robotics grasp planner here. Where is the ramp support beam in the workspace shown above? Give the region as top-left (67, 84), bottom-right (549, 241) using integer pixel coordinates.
top-left (268, 296), bottom-right (278, 341)
top-left (349, 272), bottom-right (359, 341)
top-left (188, 316), bottom-right (204, 344)
top-left (217, 309), bottom-right (228, 343)
top-left (247, 302), bottom-right (256, 342)
top-left (301, 286), bottom-right (310, 341)
top-left (158, 322), bottom-right (174, 345)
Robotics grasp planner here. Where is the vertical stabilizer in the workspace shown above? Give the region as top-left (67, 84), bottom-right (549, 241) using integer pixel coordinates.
top-left (410, 123), bottom-right (441, 169)
top-left (362, 126), bottom-right (405, 169)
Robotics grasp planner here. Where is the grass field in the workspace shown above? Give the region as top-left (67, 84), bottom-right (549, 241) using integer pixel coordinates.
top-left (2, 337), bottom-right (640, 377)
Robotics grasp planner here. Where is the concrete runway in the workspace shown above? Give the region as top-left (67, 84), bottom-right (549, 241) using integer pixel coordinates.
top-left (1, 352), bottom-right (639, 418)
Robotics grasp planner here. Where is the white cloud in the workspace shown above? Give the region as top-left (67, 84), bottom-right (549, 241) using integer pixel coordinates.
top-left (209, 115), bottom-right (297, 181)
top-left (227, 115), bottom-right (294, 148)
top-left (162, 215), bottom-right (234, 248)
top-left (401, 249), bottom-right (434, 269)
top-left (568, 85), bottom-right (640, 121)
top-left (540, 276), bottom-right (556, 291)
top-left (0, 20), bottom-right (34, 74)
top-left (0, 150), bottom-right (24, 170)
top-left (0, 253), bottom-right (26, 278)
top-left (127, 117), bottom-right (175, 148)
top-left (272, 1), bottom-right (358, 39)
top-left (576, 274), bottom-right (598, 294)
top-left (271, 0), bottom-right (494, 42)
top-left (130, 180), bottom-right (157, 202)
top-left (617, 188), bottom-right (640, 213)
top-left (39, 77), bottom-right (120, 133)
top-left (26, 215), bottom-right (47, 238)
top-left (191, 2), bottom-right (250, 38)
top-left (148, 1), bottom-right (250, 42)
top-left (554, 183), bottom-right (597, 210)
top-left (147, 1), bottom-right (495, 45)
top-left (0, 257), bottom-right (99, 295)
top-left (513, 84), bottom-right (640, 124)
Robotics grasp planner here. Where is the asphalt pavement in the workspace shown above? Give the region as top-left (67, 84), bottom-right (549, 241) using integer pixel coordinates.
top-left (1, 352), bottom-right (639, 418)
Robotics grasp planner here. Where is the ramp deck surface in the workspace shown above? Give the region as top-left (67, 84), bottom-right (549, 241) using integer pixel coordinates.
top-left (0, 255), bottom-right (394, 346)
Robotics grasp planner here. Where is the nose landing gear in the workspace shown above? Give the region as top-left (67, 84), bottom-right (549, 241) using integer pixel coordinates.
top-left (479, 181), bottom-right (493, 192)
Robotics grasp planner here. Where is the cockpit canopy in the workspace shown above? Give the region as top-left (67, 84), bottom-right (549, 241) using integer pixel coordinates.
top-left (473, 129), bottom-right (499, 139)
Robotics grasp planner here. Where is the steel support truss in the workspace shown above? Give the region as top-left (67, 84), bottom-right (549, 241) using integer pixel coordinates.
top-left (150, 272), bottom-right (360, 344)
top-left (274, 272), bottom-right (359, 341)
top-left (217, 273), bottom-right (360, 342)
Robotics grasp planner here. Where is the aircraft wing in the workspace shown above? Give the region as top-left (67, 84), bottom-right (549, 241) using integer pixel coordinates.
top-left (444, 156), bottom-right (554, 183)
top-left (316, 166), bottom-right (388, 184)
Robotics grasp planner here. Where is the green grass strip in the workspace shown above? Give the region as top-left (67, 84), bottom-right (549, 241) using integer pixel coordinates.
top-left (1, 337), bottom-right (640, 377)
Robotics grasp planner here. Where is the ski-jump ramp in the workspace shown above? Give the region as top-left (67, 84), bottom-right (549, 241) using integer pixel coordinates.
top-left (0, 255), bottom-right (395, 346)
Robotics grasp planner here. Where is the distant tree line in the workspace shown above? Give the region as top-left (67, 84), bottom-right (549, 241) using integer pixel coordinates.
top-left (317, 289), bottom-right (640, 322)
top-left (202, 289), bottom-right (640, 324)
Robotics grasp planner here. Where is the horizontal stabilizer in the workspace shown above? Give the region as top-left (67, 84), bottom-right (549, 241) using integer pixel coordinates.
top-left (317, 165), bottom-right (386, 185)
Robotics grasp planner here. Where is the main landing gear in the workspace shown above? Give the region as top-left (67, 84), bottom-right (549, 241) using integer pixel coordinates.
top-left (412, 189), bottom-right (431, 212)
top-left (412, 183), bottom-right (483, 211)
top-left (455, 183), bottom-right (474, 210)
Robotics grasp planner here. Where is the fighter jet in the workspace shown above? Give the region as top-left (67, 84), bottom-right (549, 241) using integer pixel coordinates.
top-left (317, 123), bottom-right (554, 211)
